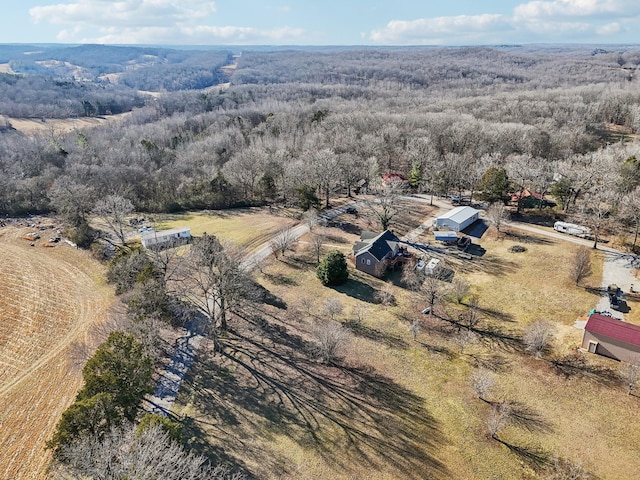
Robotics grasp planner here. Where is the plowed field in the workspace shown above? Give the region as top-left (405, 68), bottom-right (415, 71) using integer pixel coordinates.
top-left (0, 226), bottom-right (114, 479)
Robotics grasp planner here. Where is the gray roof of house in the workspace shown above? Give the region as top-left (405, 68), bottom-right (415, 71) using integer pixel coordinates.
top-left (354, 230), bottom-right (400, 261)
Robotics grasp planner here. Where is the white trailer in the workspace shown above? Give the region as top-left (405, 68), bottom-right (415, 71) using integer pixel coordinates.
top-left (553, 221), bottom-right (591, 238)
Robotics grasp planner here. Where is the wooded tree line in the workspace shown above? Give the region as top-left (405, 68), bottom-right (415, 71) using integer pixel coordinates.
top-left (0, 46), bottom-right (639, 244)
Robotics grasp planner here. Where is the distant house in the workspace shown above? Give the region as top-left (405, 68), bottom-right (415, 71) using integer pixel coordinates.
top-left (353, 230), bottom-right (403, 277)
top-left (435, 206), bottom-right (480, 233)
top-left (381, 173), bottom-right (409, 190)
top-left (581, 314), bottom-right (640, 364)
top-left (141, 227), bottom-right (191, 249)
top-left (510, 189), bottom-right (556, 209)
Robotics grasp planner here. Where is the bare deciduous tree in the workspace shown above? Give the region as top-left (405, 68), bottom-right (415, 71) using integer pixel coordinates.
top-left (270, 225), bottom-right (296, 258)
top-left (410, 318), bottom-right (421, 341)
top-left (569, 247), bottom-right (593, 286)
top-left (487, 401), bottom-right (512, 440)
top-left (401, 261), bottom-right (423, 291)
top-left (51, 423), bottom-right (245, 480)
top-left (309, 229), bottom-right (326, 264)
top-left (620, 187), bottom-right (640, 252)
top-left (523, 320), bottom-right (555, 358)
top-left (349, 304), bottom-right (369, 327)
top-left (486, 202), bottom-right (509, 234)
top-left (374, 283), bottom-right (396, 306)
top-left (620, 362), bottom-right (640, 395)
top-left (303, 209), bottom-right (320, 231)
top-left (453, 328), bottom-right (477, 354)
top-left (92, 194), bottom-right (134, 246)
top-left (423, 276), bottom-right (444, 313)
top-left (458, 295), bottom-right (481, 331)
top-left (544, 457), bottom-right (595, 480)
top-left (450, 278), bottom-right (471, 304)
top-left (366, 184), bottom-right (403, 230)
top-left (322, 296), bottom-right (344, 321)
top-left (311, 321), bottom-right (351, 364)
top-left (172, 234), bottom-right (251, 350)
top-left (471, 368), bottom-right (496, 401)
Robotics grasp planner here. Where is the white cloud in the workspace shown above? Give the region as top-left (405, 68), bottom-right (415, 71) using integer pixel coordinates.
top-left (513, 0), bottom-right (640, 20)
top-left (370, 0), bottom-right (640, 44)
top-left (29, 0), bottom-right (306, 44)
top-left (370, 15), bottom-right (510, 44)
top-left (67, 25), bottom-right (305, 45)
top-left (30, 0), bottom-right (217, 27)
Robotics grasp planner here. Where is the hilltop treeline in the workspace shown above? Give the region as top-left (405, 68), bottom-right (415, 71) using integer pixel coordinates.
top-left (232, 46), bottom-right (639, 90)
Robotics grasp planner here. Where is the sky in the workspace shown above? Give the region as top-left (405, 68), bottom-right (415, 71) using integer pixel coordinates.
top-left (1, 0), bottom-right (639, 46)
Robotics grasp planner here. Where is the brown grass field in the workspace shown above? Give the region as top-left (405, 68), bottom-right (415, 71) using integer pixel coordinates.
top-left (5, 113), bottom-right (130, 136)
top-left (0, 226), bottom-right (115, 480)
top-left (173, 206), bottom-right (640, 480)
top-left (154, 207), bottom-right (302, 252)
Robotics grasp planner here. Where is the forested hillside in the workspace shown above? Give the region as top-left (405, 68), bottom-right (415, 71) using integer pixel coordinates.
top-left (0, 44), bottom-right (233, 117)
top-left (0, 44), bottom-right (639, 226)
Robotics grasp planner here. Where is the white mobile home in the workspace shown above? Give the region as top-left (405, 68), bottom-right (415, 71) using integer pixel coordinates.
top-left (141, 227), bottom-right (191, 249)
top-left (553, 221), bottom-right (591, 237)
top-left (435, 206), bottom-right (479, 232)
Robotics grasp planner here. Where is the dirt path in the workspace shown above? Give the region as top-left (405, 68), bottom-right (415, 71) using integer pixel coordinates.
top-left (0, 226), bottom-right (114, 480)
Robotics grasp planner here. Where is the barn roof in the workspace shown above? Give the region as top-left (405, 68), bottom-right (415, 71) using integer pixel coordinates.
top-left (437, 206), bottom-right (479, 224)
top-left (585, 314), bottom-right (640, 347)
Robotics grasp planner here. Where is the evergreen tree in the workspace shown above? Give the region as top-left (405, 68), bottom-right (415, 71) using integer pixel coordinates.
top-left (316, 250), bottom-right (349, 286)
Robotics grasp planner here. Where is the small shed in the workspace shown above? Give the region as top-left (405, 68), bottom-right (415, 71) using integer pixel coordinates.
top-left (435, 206), bottom-right (479, 232)
top-left (424, 258), bottom-right (441, 275)
top-left (141, 226), bottom-right (191, 249)
top-left (581, 314), bottom-right (640, 364)
top-left (433, 230), bottom-right (458, 243)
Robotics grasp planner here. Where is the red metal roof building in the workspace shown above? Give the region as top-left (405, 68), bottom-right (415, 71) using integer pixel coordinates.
top-left (581, 314), bottom-right (640, 363)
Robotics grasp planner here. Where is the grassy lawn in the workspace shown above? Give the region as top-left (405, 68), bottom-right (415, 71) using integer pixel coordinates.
top-left (153, 207), bottom-right (298, 251)
top-left (173, 209), bottom-right (640, 480)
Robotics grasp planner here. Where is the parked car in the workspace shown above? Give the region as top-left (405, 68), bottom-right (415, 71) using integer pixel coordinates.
top-left (345, 206), bottom-right (358, 214)
top-left (422, 306), bottom-right (432, 314)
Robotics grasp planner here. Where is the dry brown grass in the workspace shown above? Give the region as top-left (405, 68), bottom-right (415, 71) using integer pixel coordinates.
top-left (174, 210), bottom-right (640, 480)
top-left (0, 226), bottom-right (115, 480)
top-left (153, 208), bottom-right (298, 252)
top-left (6, 112), bottom-right (130, 136)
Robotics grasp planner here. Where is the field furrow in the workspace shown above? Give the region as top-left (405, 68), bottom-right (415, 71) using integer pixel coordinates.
top-left (0, 227), bottom-right (114, 479)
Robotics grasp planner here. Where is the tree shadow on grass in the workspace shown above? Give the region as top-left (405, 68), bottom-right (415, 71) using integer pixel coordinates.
top-left (494, 437), bottom-right (550, 468)
top-left (550, 353), bottom-right (620, 387)
top-left (332, 277), bottom-right (379, 304)
top-left (502, 228), bottom-right (555, 245)
top-left (180, 399), bottom-right (256, 479)
top-left (469, 353), bottom-right (512, 372)
top-left (475, 305), bottom-right (516, 323)
top-left (434, 313), bottom-right (522, 352)
top-left (180, 313), bottom-right (450, 479)
top-left (345, 320), bottom-right (410, 350)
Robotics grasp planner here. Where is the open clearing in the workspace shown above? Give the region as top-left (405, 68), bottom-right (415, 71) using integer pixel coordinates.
top-left (5, 112), bottom-right (131, 136)
top-left (154, 207), bottom-right (301, 252)
top-left (0, 226), bottom-right (115, 480)
top-left (173, 207), bottom-right (640, 479)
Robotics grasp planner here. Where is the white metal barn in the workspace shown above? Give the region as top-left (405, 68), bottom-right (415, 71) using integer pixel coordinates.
top-left (435, 206), bottom-right (479, 232)
top-left (141, 227), bottom-right (191, 249)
